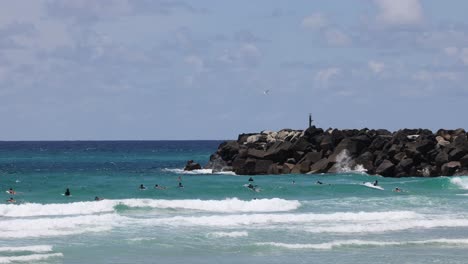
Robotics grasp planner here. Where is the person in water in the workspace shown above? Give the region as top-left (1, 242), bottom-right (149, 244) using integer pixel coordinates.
top-left (64, 188), bottom-right (71, 196)
top-left (248, 177), bottom-right (254, 182)
top-left (292, 180), bottom-right (296, 185)
top-left (373, 180), bottom-right (379, 186)
top-left (316, 181), bottom-right (323, 185)
top-left (394, 187), bottom-right (401, 192)
top-left (94, 196), bottom-right (103, 201)
top-left (155, 184), bottom-right (166, 190)
top-left (6, 197), bottom-right (15, 203)
top-left (7, 188), bottom-right (16, 195)
top-left (178, 182), bottom-right (184, 188)
top-left (139, 184), bottom-right (146, 190)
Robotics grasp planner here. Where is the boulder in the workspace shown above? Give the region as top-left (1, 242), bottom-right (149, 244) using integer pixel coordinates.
top-left (282, 163), bottom-right (295, 174)
top-left (396, 158), bottom-right (414, 174)
top-left (184, 160), bottom-right (201, 171)
top-left (320, 135), bottom-right (334, 151)
top-left (293, 151), bottom-right (322, 173)
top-left (436, 136), bottom-right (450, 147)
top-left (376, 159), bottom-right (395, 176)
top-left (309, 158), bottom-right (334, 174)
top-left (441, 161), bottom-right (461, 176)
top-left (217, 141), bottom-right (239, 161)
top-left (448, 148), bottom-right (466, 161)
top-left (355, 151), bottom-right (375, 173)
top-left (460, 154), bottom-right (468, 168)
top-left (267, 163), bottom-right (282, 174)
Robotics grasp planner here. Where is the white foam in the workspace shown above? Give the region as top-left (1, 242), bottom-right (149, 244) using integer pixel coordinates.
top-left (0, 245), bottom-right (53, 253)
top-left (0, 253), bottom-right (63, 264)
top-left (207, 231), bottom-right (248, 238)
top-left (257, 238), bottom-right (468, 250)
top-left (141, 211), bottom-right (419, 227)
top-left (451, 177), bottom-right (468, 189)
top-left (0, 201), bottom-right (117, 217)
top-left (162, 168), bottom-right (236, 175)
top-left (0, 214), bottom-right (123, 238)
top-left (305, 219), bottom-right (468, 233)
top-left (0, 198), bottom-right (300, 217)
top-left (0, 198), bottom-right (301, 217)
top-left (117, 198), bottom-right (300, 213)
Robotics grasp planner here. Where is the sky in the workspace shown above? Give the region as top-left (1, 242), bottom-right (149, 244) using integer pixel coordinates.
top-left (1, 0), bottom-right (468, 140)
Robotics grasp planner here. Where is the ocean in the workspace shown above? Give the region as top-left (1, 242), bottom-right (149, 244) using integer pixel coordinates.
top-left (1, 140), bottom-right (468, 263)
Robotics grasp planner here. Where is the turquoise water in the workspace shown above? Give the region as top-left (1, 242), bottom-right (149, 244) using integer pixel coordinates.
top-left (2, 141), bottom-right (468, 263)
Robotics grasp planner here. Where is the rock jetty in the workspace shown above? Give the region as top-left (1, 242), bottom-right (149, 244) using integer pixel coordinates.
top-left (202, 127), bottom-right (468, 177)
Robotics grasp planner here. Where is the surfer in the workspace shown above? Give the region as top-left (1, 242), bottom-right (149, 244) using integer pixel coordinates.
top-left (139, 184), bottom-right (146, 190)
top-left (292, 180), bottom-right (296, 184)
top-left (94, 196), bottom-right (103, 201)
top-left (248, 177), bottom-right (254, 182)
top-left (64, 188), bottom-right (71, 196)
top-left (316, 181), bottom-right (323, 185)
top-left (7, 188), bottom-right (16, 195)
top-left (178, 182), bottom-right (184, 188)
top-left (6, 197), bottom-right (15, 203)
top-left (155, 184), bottom-right (166, 190)
top-left (373, 180), bottom-right (379, 186)
top-left (394, 187), bottom-right (401, 192)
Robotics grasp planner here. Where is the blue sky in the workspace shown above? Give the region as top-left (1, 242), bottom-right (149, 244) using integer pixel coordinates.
top-left (1, 0), bottom-right (468, 140)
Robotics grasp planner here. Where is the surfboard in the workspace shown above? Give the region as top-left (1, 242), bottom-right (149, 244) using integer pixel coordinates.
top-left (5, 191), bottom-right (16, 195)
top-left (362, 182), bottom-right (384, 190)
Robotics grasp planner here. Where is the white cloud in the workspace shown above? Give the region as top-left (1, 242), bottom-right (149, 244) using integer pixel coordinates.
top-left (185, 55), bottom-right (204, 72)
top-left (368, 61), bottom-right (385, 74)
top-left (443, 46), bottom-right (459, 56)
top-left (324, 29), bottom-right (351, 46)
top-left (461, 48), bottom-right (468, 65)
top-left (374, 0), bottom-right (423, 27)
top-left (412, 70), bottom-right (459, 81)
top-left (301, 13), bottom-right (327, 30)
top-left (314, 67), bottom-right (341, 87)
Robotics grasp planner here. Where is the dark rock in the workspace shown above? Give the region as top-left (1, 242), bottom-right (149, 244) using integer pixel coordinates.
top-left (441, 161), bottom-right (461, 176)
top-left (267, 163), bottom-right (282, 174)
top-left (460, 154), bottom-right (468, 168)
top-left (449, 148), bottom-right (466, 161)
top-left (330, 129), bottom-right (345, 145)
top-left (309, 158), bottom-right (334, 174)
top-left (282, 163), bottom-right (295, 174)
top-left (369, 136), bottom-right (391, 151)
top-left (293, 151), bottom-right (322, 173)
top-left (396, 158), bottom-right (414, 174)
top-left (435, 151), bottom-right (449, 167)
top-left (217, 141), bottom-right (239, 161)
top-left (320, 135), bottom-right (334, 151)
top-left (356, 151), bottom-right (375, 173)
top-left (376, 159), bottom-right (395, 176)
top-left (184, 160), bottom-right (201, 171)
top-left (291, 137), bottom-right (313, 152)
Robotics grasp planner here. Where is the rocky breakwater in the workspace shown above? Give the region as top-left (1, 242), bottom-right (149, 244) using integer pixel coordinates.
top-left (203, 127), bottom-right (468, 177)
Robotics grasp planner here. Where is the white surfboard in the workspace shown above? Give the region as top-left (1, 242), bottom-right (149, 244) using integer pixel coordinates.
top-left (362, 182), bottom-right (384, 190)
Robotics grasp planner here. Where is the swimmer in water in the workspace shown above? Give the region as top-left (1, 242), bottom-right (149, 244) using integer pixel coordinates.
top-left (373, 180), bottom-right (379, 186)
top-left (248, 177), bottom-right (254, 182)
top-left (178, 182), bottom-right (184, 188)
top-left (64, 188), bottom-right (71, 196)
top-left (316, 181), bottom-right (323, 185)
top-left (7, 188), bottom-right (16, 195)
top-left (394, 187), bottom-right (401, 192)
top-left (94, 196), bottom-right (103, 201)
top-left (6, 197), bottom-right (15, 203)
top-left (155, 184), bottom-right (166, 190)
top-left (139, 184), bottom-right (146, 190)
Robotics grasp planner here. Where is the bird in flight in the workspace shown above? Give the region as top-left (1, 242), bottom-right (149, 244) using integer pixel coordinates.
top-left (263, 89), bottom-right (270, 95)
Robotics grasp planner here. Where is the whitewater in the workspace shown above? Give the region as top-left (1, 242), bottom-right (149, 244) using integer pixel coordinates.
top-left (2, 141), bottom-right (468, 263)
